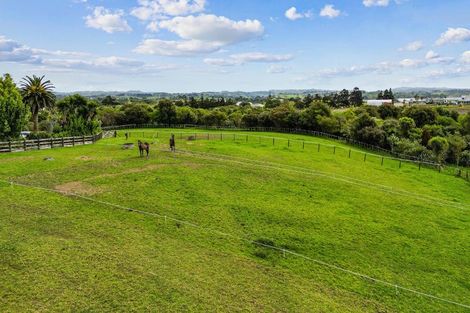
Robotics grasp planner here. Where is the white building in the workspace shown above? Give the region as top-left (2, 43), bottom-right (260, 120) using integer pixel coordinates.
top-left (366, 99), bottom-right (393, 106)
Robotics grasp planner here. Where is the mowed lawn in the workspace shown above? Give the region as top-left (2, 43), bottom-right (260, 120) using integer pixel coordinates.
top-left (0, 129), bottom-right (469, 312)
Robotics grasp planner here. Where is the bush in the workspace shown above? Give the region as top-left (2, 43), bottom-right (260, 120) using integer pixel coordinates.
top-left (27, 131), bottom-right (51, 140)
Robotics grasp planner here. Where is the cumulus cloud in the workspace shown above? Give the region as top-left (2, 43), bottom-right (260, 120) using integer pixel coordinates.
top-left (204, 52), bottom-right (293, 66)
top-left (285, 7), bottom-right (311, 21)
top-left (399, 41), bottom-right (423, 52)
top-left (436, 27), bottom-right (470, 45)
top-left (363, 0), bottom-right (390, 7)
top-left (135, 14), bottom-right (264, 55)
top-left (159, 14), bottom-right (263, 44)
top-left (131, 0), bottom-right (206, 21)
top-left (85, 7), bottom-right (132, 33)
top-left (319, 5), bottom-right (341, 19)
top-left (461, 51), bottom-right (470, 63)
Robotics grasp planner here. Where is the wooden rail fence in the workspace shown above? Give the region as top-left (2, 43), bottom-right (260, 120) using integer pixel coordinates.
top-left (0, 133), bottom-right (103, 153)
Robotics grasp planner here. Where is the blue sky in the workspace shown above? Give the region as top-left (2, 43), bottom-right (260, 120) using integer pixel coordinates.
top-left (1, 0), bottom-right (469, 92)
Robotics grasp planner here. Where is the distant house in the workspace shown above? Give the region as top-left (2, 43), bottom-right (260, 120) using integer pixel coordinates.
top-left (235, 101), bottom-right (265, 108)
top-left (443, 95), bottom-right (470, 104)
top-left (366, 99), bottom-right (393, 106)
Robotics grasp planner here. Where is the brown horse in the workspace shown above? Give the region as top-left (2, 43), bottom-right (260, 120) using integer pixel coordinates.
top-left (138, 140), bottom-right (150, 158)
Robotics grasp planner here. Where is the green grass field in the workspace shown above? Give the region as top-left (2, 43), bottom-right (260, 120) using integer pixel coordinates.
top-left (1, 129), bottom-right (469, 312)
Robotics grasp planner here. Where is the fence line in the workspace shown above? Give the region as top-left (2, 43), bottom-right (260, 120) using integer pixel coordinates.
top-left (102, 123), bottom-right (444, 164)
top-left (0, 133), bottom-right (103, 153)
top-left (119, 130), bottom-right (470, 180)
top-left (172, 149), bottom-right (470, 211)
top-left (2, 179), bottom-right (469, 310)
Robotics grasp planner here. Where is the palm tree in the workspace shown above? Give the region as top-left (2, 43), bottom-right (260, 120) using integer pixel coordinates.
top-left (20, 75), bottom-right (55, 132)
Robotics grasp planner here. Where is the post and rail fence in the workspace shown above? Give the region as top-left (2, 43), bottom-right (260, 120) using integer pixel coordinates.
top-left (0, 133), bottom-right (103, 153)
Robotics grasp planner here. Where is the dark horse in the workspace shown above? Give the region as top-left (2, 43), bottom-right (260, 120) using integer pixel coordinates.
top-left (138, 140), bottom-right (150, 159)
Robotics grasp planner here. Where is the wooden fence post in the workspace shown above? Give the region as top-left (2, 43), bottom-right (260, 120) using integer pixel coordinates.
top-left (364, 153), bottom-right (367, 162)
top-left (349, 149), bottom-right (351, 158)
top-left (221, 134), bottom-right (223, 140)
top-left (317, 144), bottom-right (320, 152)
top-left (246, 135), bottom-right (248, 142)
top-left (381, 157), bottom-right (384, 166)
top-left (8, 141), bottom-right (12, 152)
top-left (419, 162), bottom-right (421, 171)
top-left (333, 146), bottom-right (336, 155)
top-left (273, 138), bottom-right (275, 146)
top-left (399, 160), bottom-right (402, 169)
top-left (37, 139), bottom-right (40, 150)
top-left (302, 140), bottom-right (305, 149)
top-left (23, 139), bottom-right (26, 151)
top-left (72, 137), bottom-right (75, 147)
top-left (82, 135), bottom-right (85, 145)
top-left (62, 137), bottom-right (65, 147)
top-left (288, 139), bottom-right (290, 147)
top-left (50, 138), bottom-right (53, 149)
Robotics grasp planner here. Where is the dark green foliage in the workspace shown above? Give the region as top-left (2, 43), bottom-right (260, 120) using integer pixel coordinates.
top-left (0, 74), bottom-right (29, 140)
top-left (402, 106), bottom-right (437, 128)
top-left (349, 87), bottom-right (363, 106)
top-left (119, 103), bottom-right (152, 125)
top-left (157, 99), bottom-right (177, 126)
top-left (57, 94), bottom-right (100, 136)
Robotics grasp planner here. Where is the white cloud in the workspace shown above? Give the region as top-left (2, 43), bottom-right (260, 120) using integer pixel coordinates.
top-left (134, 39), bottom-right (222, 56)
top-left (319, 5), bottom-right (341, 19)
top-left (363, 0), bottom-right (390, 7)
top-left (399, 40), bottom-right (423, 52)
top-left (0, 35), bottom-right (171, 74)
top-left (461, 51), bottom-right (470, 64)
top-left (159, 14), bottom-right (263, 44)
top-left (399, 58), bottom-right (424, 68)
top-left (285, 7), bottom-right (311, 21)
top-left (85, 7), bottom-right (132, 33)
top-left (135, 14), bottom-right (264, 55)
top-left (436, 27), bottom-right (470, 45)
top-left (131, 0), bottom-right (206, 21)
top-left (204, 52), bottom-right (293, 66)
top-left (425, 50), bottom-right (439, 60)
top-left (146, 21), bottom-right (159, 32)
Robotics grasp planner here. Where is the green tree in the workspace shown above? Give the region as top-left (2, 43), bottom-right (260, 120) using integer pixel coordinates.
top-left (399, 117), bottom-right (415, 137)
top-left (57, 94), bottom-right (100, 135)
top-left (20, 75), bottom-right (55, 131)
top-left (176, 106), bottom-right (198, 124)
top-left (459, 113), bottom-right (470, 135)
top-left (447, 135), bottom-right (467, 166)
top-left (101, 95), bottom-right (119, 106)
top-left (0, 74), bottom-right (29, 139)
top-left (157, 99), bottom-right (177, 126)
top-left (349, 87), bottom-right (363, 106)
top-left (428, 136), bottom-right (449, 164)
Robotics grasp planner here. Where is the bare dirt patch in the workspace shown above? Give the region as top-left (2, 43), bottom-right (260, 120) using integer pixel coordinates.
top-left (55, 181), bottom-right (102, 196)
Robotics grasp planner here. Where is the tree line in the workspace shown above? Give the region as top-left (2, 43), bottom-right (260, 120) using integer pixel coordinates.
top-left (0, 74), bottom-right (100, 140)
top-left (1, 74), bottom-right (469, 167)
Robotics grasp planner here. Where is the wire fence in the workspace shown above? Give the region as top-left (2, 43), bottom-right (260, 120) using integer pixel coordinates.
top-left (116, 130), bottom-right (470, 181)
top-left (2, 178), bottom-right (469, 311)
top-left (102, 123), bottom-right (452, 164)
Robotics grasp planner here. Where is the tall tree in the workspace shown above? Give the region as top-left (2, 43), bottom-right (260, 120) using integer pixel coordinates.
top-left (0, 74), bottom-right (29, 139)
top-left (20, 75), bottom-right (55, 131)
top-left (349, 87), bottom-right (363, 106)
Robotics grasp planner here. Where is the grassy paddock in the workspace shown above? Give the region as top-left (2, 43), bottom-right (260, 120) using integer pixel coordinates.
top-left (0, 128), bottom-right (469, 312)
